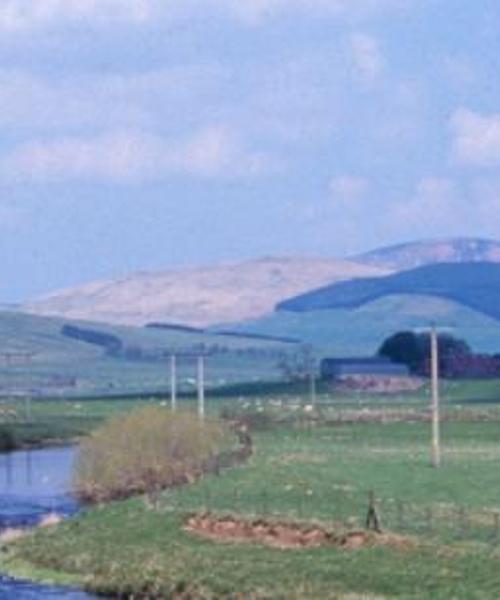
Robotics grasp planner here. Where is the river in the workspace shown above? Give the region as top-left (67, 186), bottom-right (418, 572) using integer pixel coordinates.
top-left (0, 446), bottom-right (96, 599)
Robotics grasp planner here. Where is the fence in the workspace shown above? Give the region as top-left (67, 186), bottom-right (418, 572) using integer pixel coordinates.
top-left (160, 484), bottom-right (500, 547)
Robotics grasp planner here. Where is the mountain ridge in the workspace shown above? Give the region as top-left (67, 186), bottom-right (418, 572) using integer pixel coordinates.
top-left (354, 238), bottom-right (500, 271)
top-left (24, 256), bottom-right (387, 327)
top-left (277, 262), bottom-right (500, 322)
top-left (23, 237), bottom-right (500, 328)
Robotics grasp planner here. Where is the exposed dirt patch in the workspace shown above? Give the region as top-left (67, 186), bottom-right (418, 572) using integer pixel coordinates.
top-left (185, 513), bottom-right (415, 551)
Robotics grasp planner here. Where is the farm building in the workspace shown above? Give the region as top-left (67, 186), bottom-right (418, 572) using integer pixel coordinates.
top-left (320, 357), bottom-right (410, 381)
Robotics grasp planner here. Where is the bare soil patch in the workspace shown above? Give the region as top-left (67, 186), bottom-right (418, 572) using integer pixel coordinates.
top-left (185, 513), bottom-right (415, 551)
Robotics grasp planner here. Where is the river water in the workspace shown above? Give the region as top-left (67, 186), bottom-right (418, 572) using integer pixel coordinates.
top-left (0, 446), bottom-right (96, 599)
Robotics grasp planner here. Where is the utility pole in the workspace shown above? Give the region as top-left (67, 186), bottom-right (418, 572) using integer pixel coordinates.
top-left (197, 355), bottom-right (205, 420)
top-left (170, 354), bottom-right (177, 411)
top-left (430, 325), bottom-right (441, 468)
top-left (309, 362), bottom-right (317, 408)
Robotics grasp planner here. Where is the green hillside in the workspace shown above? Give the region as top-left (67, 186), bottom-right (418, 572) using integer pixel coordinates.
top-left (277, 262), bottom-right (500, 321)
top-left (0, 311), bottom-right (293, 397)
top-left (226, 294), bottom-right (500, 356)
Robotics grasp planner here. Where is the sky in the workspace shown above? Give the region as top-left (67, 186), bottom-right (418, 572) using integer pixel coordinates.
top-left (1, 0), bottom-right (500, 302)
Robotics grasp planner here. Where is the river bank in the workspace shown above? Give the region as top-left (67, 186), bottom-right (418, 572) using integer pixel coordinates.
top-left (0, 445), bottom-right (97, 598)
top-left (0, 417), bottom-right (98, 453)
top-left (7, 422), bottom-right (500, 598)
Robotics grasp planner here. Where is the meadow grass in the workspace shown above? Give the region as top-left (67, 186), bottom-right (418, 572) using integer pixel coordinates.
top-left (6, 418), bottom-right (500, 598)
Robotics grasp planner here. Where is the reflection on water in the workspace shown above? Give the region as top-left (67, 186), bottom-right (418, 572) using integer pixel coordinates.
top-left (0, 447), bottom-right (79, 529)
top-left (0, 576), bottom-right (94, 599)
top-left (0, 446), bottom-right (97, 599)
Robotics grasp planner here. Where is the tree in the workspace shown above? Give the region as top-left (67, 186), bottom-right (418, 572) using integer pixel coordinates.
top-left (378, 331), bottom-right (423, 373)
top-left (378, 331), bottom-right (470, 374)
top-left (277, 345), bottom-right (315, 382)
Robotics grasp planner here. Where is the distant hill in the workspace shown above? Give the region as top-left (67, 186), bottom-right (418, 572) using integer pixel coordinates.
top-left (24, 257), bottom-right (387, 327)
top-left (22, 237), bottom-right (500, 330)
top-left (354, 238), bottom-right (500, 271)
top-left (277, 262), bottom-right (500, 321)
top-left (0, 311), bottom-right (295, 396)
top-left (226, 294), bottom-right (500, 355)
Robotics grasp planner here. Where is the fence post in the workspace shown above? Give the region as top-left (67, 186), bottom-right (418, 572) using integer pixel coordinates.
top-left (366, 490), bottom-right (382, 532)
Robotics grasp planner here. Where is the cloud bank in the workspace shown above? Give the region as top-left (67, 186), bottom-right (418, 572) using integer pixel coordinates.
top-left (0, 0), bottom-right (411, 31)
top-left (451, 109), bottom-right (500, 167)
top-left (2, 128), bottom-right (280, 183)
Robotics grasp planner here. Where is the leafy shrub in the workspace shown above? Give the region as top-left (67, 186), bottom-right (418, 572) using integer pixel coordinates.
top-left (74, 407), bottom-right (231, 503)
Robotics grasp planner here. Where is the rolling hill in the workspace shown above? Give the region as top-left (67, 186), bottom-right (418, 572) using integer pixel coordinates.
top-left (19, 238), bottom-right (500, 360)
top-left (24, 257), bottom-right (387, 327)
top-left (224, 294), bottom-right (500, 355)
top-left (0, 311), bottom-right (296, 397)
top-left (224, 261), bottom-right (500, 354)
top-left (354, 238), bottom-right (500, 271)
top-left (277, 262), bottom-right (500, 322)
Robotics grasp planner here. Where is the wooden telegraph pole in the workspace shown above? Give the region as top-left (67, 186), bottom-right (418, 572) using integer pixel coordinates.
top-left (309, 363), bottom-right (317, 409)
top-left (197, 355), bottom-right (205, 420)
top-left (430, 325), bottom-right (441, 468)
top-left (170, 354), bottom-right (177, 411)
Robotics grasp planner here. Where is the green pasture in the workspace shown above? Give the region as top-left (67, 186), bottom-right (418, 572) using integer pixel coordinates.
top-left (0, 310), bottom-right (292, 398)
top-left (6, 411), bottom-right (500, 597)
top-left (0, 375), bottom-right (499, 451)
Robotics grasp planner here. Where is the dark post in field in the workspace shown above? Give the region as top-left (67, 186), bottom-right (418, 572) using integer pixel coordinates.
top-left (366, 490), bottom-right (382, 532)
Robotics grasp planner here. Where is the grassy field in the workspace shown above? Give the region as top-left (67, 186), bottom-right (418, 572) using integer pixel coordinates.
top-left (0, 310), bottom-right (294, 398)
top-left (5, 390), bottom-right (500, 598)
top-left (0, 375), bottom-right (499, 450)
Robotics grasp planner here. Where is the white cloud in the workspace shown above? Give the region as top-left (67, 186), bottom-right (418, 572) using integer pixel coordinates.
top-left (468, 179), bottom-right (500, 228)
top-left (349, 33), bottom-right (384, 82)
top-left (451, 109), bottom-right (500, 167)
top-left (392, 177), bottom-right (459, 229)
top-left (330, 175), bottom-right (369, 206)
top-left (1, 127), bottom-right (281, 183)
top-left (0, 0), bottom-right (152, 31)
top-left (0, 69), bottom-right (150, 133)
top-left (0, 66), bottom-right (225, 134)
top-left (0, 0), bottom-right (411, 31)
top-left (216, 0), bottom-right (409, 24)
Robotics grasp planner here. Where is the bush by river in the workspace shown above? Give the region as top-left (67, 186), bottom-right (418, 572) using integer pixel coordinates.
top-left (74, 407), bottom-right (233, 503)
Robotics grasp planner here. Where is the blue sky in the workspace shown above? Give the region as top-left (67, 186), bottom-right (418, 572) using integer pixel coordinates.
top-left (0, 0), bottom-right (500, 301)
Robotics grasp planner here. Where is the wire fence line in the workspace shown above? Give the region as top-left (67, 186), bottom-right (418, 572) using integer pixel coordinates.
top-left (161, 486), bottom-right (500, 546)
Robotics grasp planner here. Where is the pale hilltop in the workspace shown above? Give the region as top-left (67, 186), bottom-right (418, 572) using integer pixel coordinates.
top-left (25, 257), bottom-right (388, 327)
top-left (355, 238), bottom-right (500, 271)
top-left (25, 238), bottom-right (500, 329)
